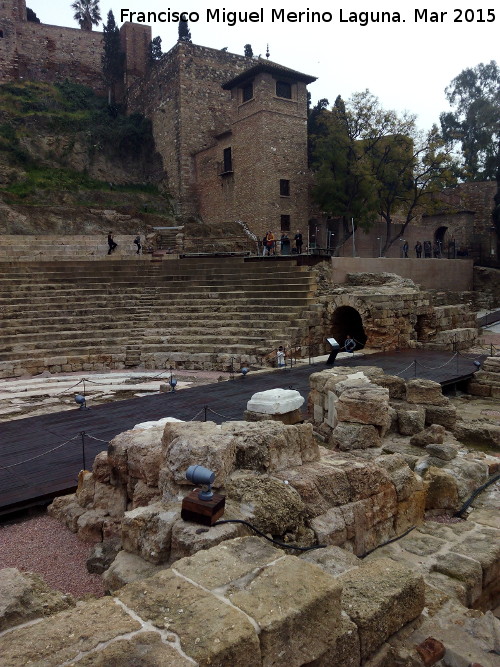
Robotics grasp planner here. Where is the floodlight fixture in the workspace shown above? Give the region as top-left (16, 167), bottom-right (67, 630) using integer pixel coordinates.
top-left (75, 393), bottom-right (89, 410)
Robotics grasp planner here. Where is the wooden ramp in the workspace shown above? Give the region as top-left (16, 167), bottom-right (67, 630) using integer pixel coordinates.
top-left (0, 350), bottom-right (482, 515)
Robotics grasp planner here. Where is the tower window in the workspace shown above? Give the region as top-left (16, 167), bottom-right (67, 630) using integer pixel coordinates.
top-left (242, 82), bottom-right (253, 102)
top-left (281, 215), bottom-right (291, 231)
top-left (280, 179), bottom-right (290, 196)
top-left (276, 80), bottom-right (292, 99)
top-left (223, 147), bottom-right (233, 173)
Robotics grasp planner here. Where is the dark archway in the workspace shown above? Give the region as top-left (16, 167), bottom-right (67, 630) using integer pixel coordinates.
top-left (434, 226), bottom-right (448, 243)
top-left (331, 306), bottom-right (367, 350)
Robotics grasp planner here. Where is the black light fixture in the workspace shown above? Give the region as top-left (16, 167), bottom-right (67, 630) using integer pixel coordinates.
top-left (241, 367), bottom-right (249, 378)
top-left (75, 394), bottom-right (89, 410)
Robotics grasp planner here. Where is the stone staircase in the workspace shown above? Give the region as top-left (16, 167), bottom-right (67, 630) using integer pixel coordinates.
top-left (0, 257), bottom-right (319, 378)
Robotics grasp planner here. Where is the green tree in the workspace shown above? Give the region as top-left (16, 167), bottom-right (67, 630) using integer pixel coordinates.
top-left (440, 61), bottom-right (500, 181)
top-left (150, 36), bottom-right (163, 61)
top-left (244, 44), bottom-right (253, 57)
top-left (178, 20), bottom-right (191, 43)
top-left (441, 61), bottom-right (500, 257)
top-left (71, 0), bottom-right (101, 31)
top-left (311, 91), bottom-right (458, 253)
top-left (101, 10), bottom-right (124, 105)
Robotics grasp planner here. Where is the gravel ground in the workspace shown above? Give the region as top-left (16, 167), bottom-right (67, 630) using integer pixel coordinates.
top-left (0, 512), bottom-right (105, 599)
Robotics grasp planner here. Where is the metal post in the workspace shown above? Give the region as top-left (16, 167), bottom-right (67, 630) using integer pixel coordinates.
top-left (204, 405), bottom-right (208, 422)
top-left (351, 218), bottom-right (356, 257)
top-left (414, 360), bottom-right (417, 378)
top-left (80, 431), bottom-right (86, 471)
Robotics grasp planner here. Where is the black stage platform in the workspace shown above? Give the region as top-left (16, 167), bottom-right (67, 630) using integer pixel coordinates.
top-left (0, 350), bottom-right (482, 514)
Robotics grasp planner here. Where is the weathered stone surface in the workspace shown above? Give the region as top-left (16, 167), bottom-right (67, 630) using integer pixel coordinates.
top-left (339, 558), bottom-right (425, 661)
top-left (374, 374), bottom-right (406, 400)
top-left (374, 454), bottom-right (422, 502)
top-left (303, 612), bottom-right (361, 667)
top-left (131, 479), bottom-right (162, 508)
top-left (406, 379), bottom-right (448, 406)
top-left (394, 490), bottom-right (426, 534)
top-left (76, 470), bottom-right (96, 507)
top-left (445, 457), bottom-right (489, 502)
top-left (425, 442), bottom-right (459, 461)
top-left (423, 404), bottom-right (457, 429)
top-left (92, 450), bottom-right (110, 483)
top-left (47, 493), bottom-right (86, 532)
top-left (423, 467), bottom-right (459, 510)
top-left (121, 503), bottom-right (180, 564)
top-left (397, 405), bottom-right (426, 436)
top-left (431, 552), bottom-right (483, 606)
top-left (118, 569), bottom-right (261, 666)
top-left (225, 472), bottom-right (307, 535)
top-left (0, 568), bottom-right (74, 632)
top-left (229, 556), bottom-right (343, 666)
top-left (244, 407), bottom-right (304, 425)
top-left (329, 422), bottom-right (381, 450)
top-left (0, 597), bottom-right (140, 667)
top-left (92, 479), bottom-right (128, 518)
top-left (76, 508), bottom-right (108, 542)
top-left (311, 507), bottom-right (347, 546)
top-left (173, 536), bottom-right (280, 590)
top-left (336, 385), bottom-right (390, 427)
top-left (246, 388), bottom-right (304, 414)
top-left (453, 420), bottom-right (500, 448)
top-left (161, 421), bottom-right (236, 492)
top-left (108, 428), bottom-right (162, 487)
top-left (74, 631), bottom-right (193, 666)
top-left (410, 424), bottom-right (446, 448)
top-left (102, 550), bottom-right (167, 592)
top-left (169, 516), bottom-right (247, 562)
top-left (300, 544), bottom-right (361, 577)
top-left (86, 538), bottom-right (122, 575)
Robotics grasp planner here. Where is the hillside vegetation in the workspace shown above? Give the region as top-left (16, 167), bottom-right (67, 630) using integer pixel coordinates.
top-left (0, 81), bottom-right (175, 233)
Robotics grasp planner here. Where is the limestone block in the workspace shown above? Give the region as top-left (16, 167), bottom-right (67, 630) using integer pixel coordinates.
top-left (274, 459), bottom-right (352, 518)
top-left (374, 453), bottom-right (422, 502)
top-left (223, 421), bottom-right (319, 473)
top-left (482, 356), bottom-right (500, 372)
top-left (131, 480), bottom-right (162, 509)
top-left (424, 404), bottom-right (457, 429)
top-left (92, 480), bottom-right (127, 518)
top-left (452, 420), bottom-right (500, 448)
top-left (468, 381), bottom-right (492, 397)
top-left (74, 631), bottom-right (193, 666)
top-left (425, 442), bottom-right (459, 461)
top-left (424, 467), bottom-right (459, 510)
top-left (246, 388), bottom-right (304, 414)
top-left (118, 569), bottom-right (261, 666)
top-left (344, 460), bottom-right (392, 500)
top-left (326, 389), bottom-right (338, 428)
top-left (300, 545), bottom-right (361, 577)
top-left (226, 472), bottom-right (306, 535)
top-left (47, 493), bottom-right (86, 532)
top-left (76, 508), bottom-right (108, 542)
top-left (329, 422), bottom-right (381, 450)
top-left (311, 507), bottom-right (347, 546)
top-left (121, 503), bottom-right (179, 564)
top-left (339, 558), bottom-right (425, 661)
top-left (450, 528), bottom-right (500, 600)
top-left (133, 416), bottom-right (184, 430)
top-left (0, 598), bottom-right (140, 667)
top-left (92, 451), bottom-right (110, 483)
top-left (431, 552), bottom-right (483, 606)
top-left (169, 517), bottom-right (247, 562)
top-left (445, 457), bottom-right (489, 502)
top-left (173, 536), bottom-right (281, 590)
top-left (406, 379), bottom-right (447, 405)
top-left (373, 374), bottom-right (406, 400)
top-left (302, 612), bottom-right (361, 667)
top-left (394, 490), bottom-right (426, 534)
top-left (410, 424), bottom-right (446, 447)
top-left (76, 470), bottom-right (96, 507)
top-left (0, 569), bottom-right (74, 633)
top-left (86, 538), bottom-right (122, 575)
top-left (313, 401), bottom-right (325, 424)
top-left (161, 421), bottom-right (236, 491)
top-left (244, 408), bottom-right (304, 425)
top-left (336, 385), bottom-right (390, 426)
top-left (229, 556), bottom-right (343, 666)
top-left (397, 405), bottom-right (426, 435)
top-left (102, 550), bottom-right (168, 592)
top-left (43, 355), bottom-right (68, 366)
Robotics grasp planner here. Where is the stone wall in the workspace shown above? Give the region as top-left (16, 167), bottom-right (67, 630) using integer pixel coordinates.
top-left (331, 257), bottom-right (474, 291)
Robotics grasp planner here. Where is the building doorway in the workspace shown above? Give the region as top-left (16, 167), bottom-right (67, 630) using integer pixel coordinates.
top-left (330, 306), bottom-right (367, 350)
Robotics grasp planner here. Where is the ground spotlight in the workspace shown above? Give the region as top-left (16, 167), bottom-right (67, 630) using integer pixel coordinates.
top-left (241, 367), bottom-right (249, 378)
top-left (75, 394), bottom-right (89, 410)
top-left (169, 376), bottom-right (178, 391)
top-left (473, 360), bottom-right (482, 369)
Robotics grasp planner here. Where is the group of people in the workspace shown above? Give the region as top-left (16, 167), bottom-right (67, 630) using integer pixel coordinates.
top-left (107, 233), bottom-right (142, 256)
top-left (262, 230), bottom-right (303, 256)
top-left (402, 240), bottom-right (444, 259)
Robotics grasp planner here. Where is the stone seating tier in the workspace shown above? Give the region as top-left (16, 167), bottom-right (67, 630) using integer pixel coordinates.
top-left (0, 259), bottom-right (318, 377)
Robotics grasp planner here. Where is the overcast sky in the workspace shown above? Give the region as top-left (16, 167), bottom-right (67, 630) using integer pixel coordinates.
top-left (28, 0), bottom-right (498, 130)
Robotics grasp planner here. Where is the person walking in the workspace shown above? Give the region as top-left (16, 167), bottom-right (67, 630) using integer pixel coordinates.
top-left (294, 230), bottom-right (303, 254)
top-left (133, 234), bottom-right (141, 255)
top-left (415, 241), bottom-right (422, 258)
top-left (107, 232), bottom-right (117, 255)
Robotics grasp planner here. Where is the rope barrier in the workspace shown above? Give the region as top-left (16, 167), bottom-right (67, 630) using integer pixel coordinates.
top-left (0, 434), bottom-right (80, 470)
top-left (414, 353), bottom-right (459, 371)
top-left (84, 434), bottom-right (110, 444)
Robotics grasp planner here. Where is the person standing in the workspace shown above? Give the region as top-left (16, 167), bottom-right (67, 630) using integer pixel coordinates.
top-left (424, 241), bottom-right (432, 258)
top-left (415, 241), bottom-right (422, 258)
top-left (294, 230), bottom-right (303, 254)
top-left (266, 231), bottom-right (276, 255)
top-left (402, 240), bottom-right (409, 258)
top-left (133, 234), bottom-right (141, 255)
top-left (277, 346), bottom-right (285, 367)
top-left (107, 232), bottom-right (117, 255)
top-left (344, 334), bottom-right (356, 353)
top-left (280, 233), bottom-right (290, 255)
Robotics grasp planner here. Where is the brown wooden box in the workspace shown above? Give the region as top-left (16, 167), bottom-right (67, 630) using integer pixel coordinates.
top-left (181, 490), bottom-right (226, 526)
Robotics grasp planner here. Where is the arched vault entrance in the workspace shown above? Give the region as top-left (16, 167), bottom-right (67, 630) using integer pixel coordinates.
top-left (331, 306), bottom-right (367, 350)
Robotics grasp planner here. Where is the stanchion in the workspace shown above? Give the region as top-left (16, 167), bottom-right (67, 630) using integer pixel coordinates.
top-left (80, 431), bottom-right (87, 471)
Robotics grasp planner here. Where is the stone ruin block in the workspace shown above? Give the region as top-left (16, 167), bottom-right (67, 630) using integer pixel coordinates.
top-left (336, 385), bottom-right (391, 427)
top-left (329, 422), bottom-right (381, 450)
top-left (396, 404), bottom-right (426, 436)
top-left (121, 502), bottom-right (180, 564)
top-left (405, 378), bottom-right (448, 406)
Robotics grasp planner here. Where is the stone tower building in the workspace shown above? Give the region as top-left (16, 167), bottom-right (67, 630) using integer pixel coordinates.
top-left (127, 42), bottom-right (316, 239)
